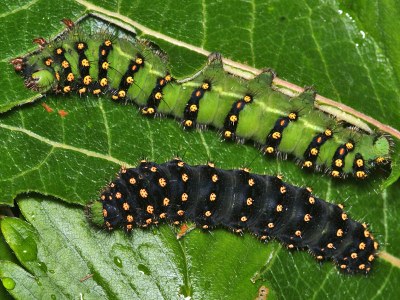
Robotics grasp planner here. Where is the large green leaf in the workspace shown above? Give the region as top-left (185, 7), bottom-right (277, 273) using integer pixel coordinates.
top-left (0, 0), bottom-right (399, 299)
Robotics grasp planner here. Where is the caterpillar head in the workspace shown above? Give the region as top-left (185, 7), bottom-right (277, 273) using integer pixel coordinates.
top-left (11, 41), bottom-right (58, 93)
top-left (372, 135), bottom-right (391, 165)
top-left (87, 200), bottom-right (109, 228)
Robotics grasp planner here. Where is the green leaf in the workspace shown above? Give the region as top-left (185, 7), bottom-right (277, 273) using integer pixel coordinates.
top-left (0, 1), bottom-right (399, 299)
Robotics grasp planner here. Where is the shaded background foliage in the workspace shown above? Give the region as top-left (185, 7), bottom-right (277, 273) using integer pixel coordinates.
top-left (0, 0), bottom-right (399, 299)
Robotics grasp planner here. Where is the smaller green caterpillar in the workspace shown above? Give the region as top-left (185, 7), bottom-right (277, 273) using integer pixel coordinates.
top-left (12, 16), bottom-right (391, 179)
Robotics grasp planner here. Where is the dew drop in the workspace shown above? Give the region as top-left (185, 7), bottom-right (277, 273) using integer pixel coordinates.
top-left (137, 263), bottom-right (151, 276)
top-left (2, 277), bottom-right (16, 290)
top-left (113, 256), bottom-right (123, 268)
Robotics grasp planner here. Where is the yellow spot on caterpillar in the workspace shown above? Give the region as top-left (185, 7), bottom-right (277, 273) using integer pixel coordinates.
top-left (335, 159), bottom-right (343, 167)
top-left (295, 230), bottom-right (301, 237)
top-left (267, 222), bottom-right (274, 229)
top-left (104, 40), bottom-right (112, 47)
top-left (340, 264), bottom-right (347, 269)
top-left (205, 211), bottom-right (212, 217)
top-left (159, 178), bottom-right (167, 187)
top-left (122, 203), bottom-right (130, 211)
top-left (102, 209), bottom-right (107, 217)
top-left (288, 244), bottom-right (294, 249)
top-left (135, 57), bottom-right (143, 64)
top-left (61, 60), bottom-right (69, 69)
top-left (310, 148), bottom-right (318, 156)
top-left (150, 166), bottom-right (157, 172)
top-left (280, 186), bottom-right (286, 194)
top-left (276, 204), bottom-right (283, 212)
top-left (66, 72), bottom-right (74, 82)
top-left (336, 229), bottom-right (343, 237)
top-left (45, 58), bottom-right (53, 66)
top-left (77, 42), bottom-right (85, 50)
top-left (338, 203), bottom-right (344, 209)
top-left (201, 82), bottom-right (210, 90)
top-left (224, 130), bottom-right (232, 138)
top-left (345, 142), bottom-right (354, 150)
top-left (159, 213), bottom-right (166, 219)
top-left (145, 218), bottom-right (152, 225)
top-left (368, 255), bottom-right (375, 262)
top-left (102, 61), bottom-right (109, 69)
top-left (376, 156), bottom-right (385, 164)
top-left (129, 177), bottom-right (136, 185)
top-left (248, 178), bottom-right (255, 186)
top-left (181, 193), bottom-right (188, 202)
top-left (56, 48), bottom-right (63, 55)
top-left (127, 215), bottom-right (134, 222)
top-left (304, 214), bottom-right (311, 222)
top-left (115, 192), bottom-right (122, 199)
top-left (356, 159), bottom-right (364, 167)
top-left (364, 230), bottom-right (370, 238)
top-left (324, 129), bottom-right (332, 136)
top-left (184, 120), bottom-right (193, 127)
top-left (351, 253), bottom-right (357, 259)
top-left (374, 242), bottom-right (379, 250)
top-left (177, 210), bottom-right (185, 216)
top-left (209, 193), bottom-right (216, 201)
top-left (155, 92), bottom-right (162, 100)
top-left (55, 72), bottom-right (60, 81)
top-left (118, 90), bottom-right (126, 98)
top-left (208, 162), bottom-right (215, 168)
top-left (189, 104), bottom-right (198, 112)
top-left (100, 78), bottom-right (108, 87)
top-left (202, 225), bottom-right (209, 229)
top-left (63, 86), bottom-right (71, 93)
top-left (211, 174), bottom-right (218, 182)
top-left (341, 213), bottom-right (348, 221)
top-left (139, 189), bottom-right (148, 198)
top-left (126, 76), bottom-right (134, 84)
top-left (356, 171), bottom-right (367, 179)
top-left (83, 75), bottom-right (92, 85)
top-left (327, 243), bottom-right (334, 249)
top-left (177, 161), bottom-right (185, 167)
top-left (81, 59), bottom-right (90, 67)
top-left (182, 173), bottom-right (189, 182)
top-left (93, 89), bottom-right (101, 95)
top-left (241, 216), bottom-right (247, 222)
top-left (272, 132), bottom-right (281, 139)
top-left (243, 95), bottom-right (252, 102)
top-left (229, 115), bottom-right (238, 122)
top-left (246, 197), bottom-right (253, 205)
top-left (78, 87), bottom-right (86, 95)
top-left (163, 198), bottom-right (170, 206)
top-left (303, 161), bottom-right (313, 168)
top-left (165, 74), bottom-right (172, 81)
top-left (265, 146), bottom-right (274, 154)
top-left (288, 112), bottom-right (297, 120)
top-left (359, 242), bottom-right (366, 250)
top-left (331, 170), bottom-right (340, 177)
top-left (316, 255), bottom-right (323, 260)
top-left (359, 264), bottom-right (365, 270)
top-left (146, 205), bottom-right (154, 214)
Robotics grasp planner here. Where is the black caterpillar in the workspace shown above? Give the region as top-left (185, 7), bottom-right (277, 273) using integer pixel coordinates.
top-left (89, 159), bottom-right (379, 274)
top-left (12, 16), bottom-right (392, 180)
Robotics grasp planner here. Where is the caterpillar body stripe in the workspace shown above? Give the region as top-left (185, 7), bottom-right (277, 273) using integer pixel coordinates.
top-left (88, 159), bottom-right (378, 274)
top-left (12, 17), bottom-right (391, 179)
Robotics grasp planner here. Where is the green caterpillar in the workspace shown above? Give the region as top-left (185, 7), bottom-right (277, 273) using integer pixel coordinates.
top-left (12, 16), bottom-right (391, 179)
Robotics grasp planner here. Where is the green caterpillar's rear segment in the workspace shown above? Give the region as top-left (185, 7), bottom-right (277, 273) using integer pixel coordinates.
top-left (12, 17), bottom-right (392, 179)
